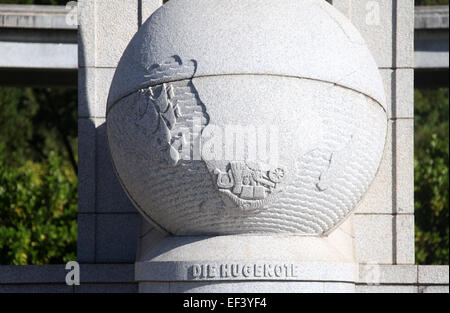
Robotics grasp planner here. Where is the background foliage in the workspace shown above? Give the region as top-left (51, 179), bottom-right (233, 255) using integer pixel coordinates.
top-left (413, 0), bottom-right (449, 264)
top-left (0, 88), bottom-right (77, 265)
top-left (414, 88), bottom-right (449, 265)
top-left (415, 0), bottom-right (449, 5)
top-left (0, 150), bottom-right (77, 264)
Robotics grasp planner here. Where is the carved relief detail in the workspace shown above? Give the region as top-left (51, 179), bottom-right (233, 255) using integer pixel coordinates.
top-left (214, 161), bottom-right (286, 210)
top-left (133, 56), bottom-right (209, 166)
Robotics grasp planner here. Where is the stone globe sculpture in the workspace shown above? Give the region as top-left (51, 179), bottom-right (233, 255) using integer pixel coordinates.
top-left (106, 0), bottom-right (387, 236)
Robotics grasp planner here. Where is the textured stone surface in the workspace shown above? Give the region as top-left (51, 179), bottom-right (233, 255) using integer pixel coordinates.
top-left (95, 121), bottom-right (136, 213)
top-left (355, 120), bottom-right (392, 214)
top-left (139, 282), bottom-right (170, 293)
top-left (76, 0), bottom-right (429, 294)
top-left (140, 281), bottom-right (352, 293)
top-left (142, 0), bottom-right (163, 22)
top-left (93, 68), bottom-right (116, 118)
top-left (356, 285), bottom-right (418, 293)
top-left (136, 259), bottom-right (357, 282)
top-left (78, 67), bottom-right (94, 117)
top-left (358, 265), bottom-right (417, 284)
top-left (78, 118), bottom-right (96, 213)
top-left (77, 213), bottom-right (96, 263)
top-left (107, 0), bottom-right (387, 237)
top-left (95, 213), bottom-right (139, 263)
top-left (135, 232), bottom-right (358, 293)
top-left (95, 69), bottom-right (117, 117)
top-left (333, 0), bottom-right (393, 68)
top-left (78, 0), bottom-right (163, 68)
top-left (139, 234), bottom-right (355, 263)
top-left (79, 264), bottom-right (135, 283)
top-left (135, 229), bottom-right (359, 292)
top-left (74, 284), bottom-right (138, 293)
top-left (77, 0), bottom-right (163, 267)
top-left (378, 69), bottom-right (414, 119)
top-left (0, 265), bottom-right (67, 284)
top-left (323, 283), bottom-right (356, 293)
top-left (0, 284), bottom-right (73, 293)
top-left (78, 0), bottom-right (96, 68)
top-left (140, 217), bottom-right (154, 237)
top-left (418, 265), bottom-right (450, 285)
top-left (379, 265), bottom-right (417, 284)
top-left (107, 0), bottom-right (385, 109)
top-left (109, 73), bottom-right (387, 235)
top-left (94, 0), bottom-right (138, 68)
top-left (419, 286), bottom-right (450, 293)
top-left (108, 1), bottom-right (385, 234)
top-left (78, 68), bottom-right (115, 117)
top-left (395, 69), bottom-right (414, 118)
top-left (334, 0), bottom-right (414, 68)
top-left (0, 0), bottom-right (435, 294)
top-left (396, 214), bottom-right (415, 264)
top-left (1, 264), bottom-right (448, 293)
top-left (354, 214), bottom-right (394, 264)
top-left (0, 264), bottom-right (138, 293)
top-left (397, 0), bottom-right (415, 68)
top-left (137, 226), bottom-right (168, 261)
top-left (379, 69), bottom-right (394, 118)
top-left (395, 119), bottom-right (414, 214)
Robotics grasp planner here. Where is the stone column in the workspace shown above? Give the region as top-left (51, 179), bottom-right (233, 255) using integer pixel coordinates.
top-left (105, 0), bottom-right (392, 293)
top-left (77, 0), bottom-right (163, 264)
top-left (333, 0), bottom-right (415, 267)
top-left (78, 0), bottom-right (416, 293)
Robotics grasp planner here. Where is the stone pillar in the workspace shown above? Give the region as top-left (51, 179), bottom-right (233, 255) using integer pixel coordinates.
top-left (333, 0), bottom-right (415, 267)
top-left (78, 0), bottom-right (416, 293)
top-left (105, 0), bottom-right (391, 293)
top-left (77, 0), bottom-right (163, 264)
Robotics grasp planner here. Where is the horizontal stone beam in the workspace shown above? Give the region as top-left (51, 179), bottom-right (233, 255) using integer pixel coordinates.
top-left (0, 264), bottom-right (447, 293)
top-left (0, 4), bottom-right (76, 30)
top-left (415, 5), bottom-right (449, 30)
top-left (0, 264), bottom-right (138, 293)
top-left (415, 29), bottom-right (449, 70)
top-left (0, 4), bottom-right (448, 82)
top-left (0, 41), bottom-right (77, 69)
top-left (0, 4), bottom-right (77, 85)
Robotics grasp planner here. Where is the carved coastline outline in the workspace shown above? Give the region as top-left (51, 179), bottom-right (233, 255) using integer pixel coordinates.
top-left (133, 56), bottom-right (209, 166)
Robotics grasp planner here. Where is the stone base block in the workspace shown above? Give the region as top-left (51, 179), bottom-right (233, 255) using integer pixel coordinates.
top-left (135, 235), bottom-right (358, 293)
top-left (139, 281), bottom-right (356, 293)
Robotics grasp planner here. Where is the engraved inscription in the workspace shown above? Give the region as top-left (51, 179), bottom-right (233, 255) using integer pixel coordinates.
top-left (190, 263), bottom-right (299, 280)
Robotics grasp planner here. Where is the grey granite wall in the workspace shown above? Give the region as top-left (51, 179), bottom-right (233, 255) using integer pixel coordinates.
top-left (0, 264), bottom-right (447, 293)
top-left (0, 0), bottom-right (447, 293)
top-left (333, 0), bottom-right (415, 266)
